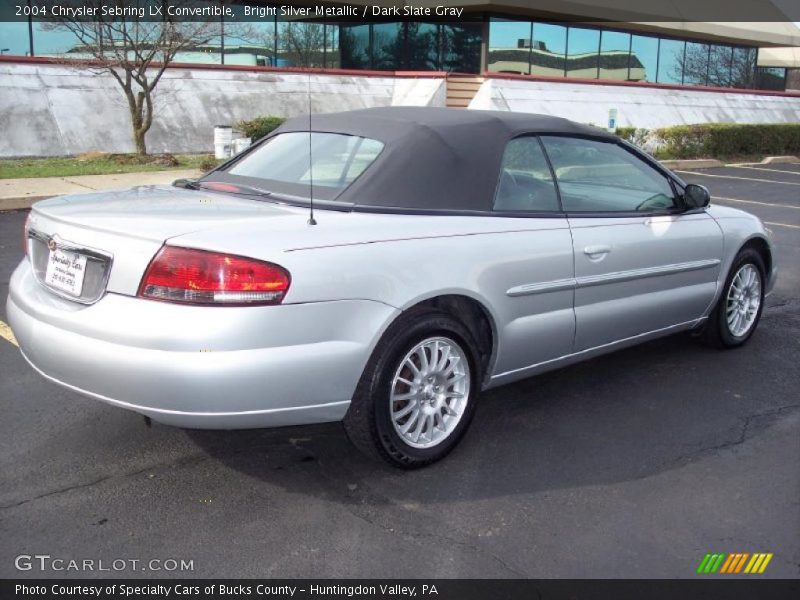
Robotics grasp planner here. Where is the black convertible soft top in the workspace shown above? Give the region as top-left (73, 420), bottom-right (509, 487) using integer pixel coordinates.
top-left (270, 107), bottom-right (617, 212)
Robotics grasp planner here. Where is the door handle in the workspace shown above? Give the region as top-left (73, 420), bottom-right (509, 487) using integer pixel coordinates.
top-left (583, 245), bottom-right (611, 257)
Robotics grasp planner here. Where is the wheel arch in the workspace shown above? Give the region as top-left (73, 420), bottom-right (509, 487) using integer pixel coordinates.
top-left (740, 235), bottom-right (772, 282)
top-left (395, 292), bottom-right (499, 387)
top-left (704, 232), bottom-right (775, 319)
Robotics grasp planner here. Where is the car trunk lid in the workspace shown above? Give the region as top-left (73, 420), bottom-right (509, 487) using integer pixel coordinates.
top-left (26, 185), bottom-right (302, 299)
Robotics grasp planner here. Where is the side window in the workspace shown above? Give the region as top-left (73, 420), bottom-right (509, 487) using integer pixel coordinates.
top-left (540, 136), bottom-right (677, 213)
top-left (493, 137), bottom-right (560, 213)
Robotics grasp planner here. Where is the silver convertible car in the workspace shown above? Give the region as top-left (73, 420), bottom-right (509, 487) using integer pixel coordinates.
top-left (8, 107), bottom-right (776, 467)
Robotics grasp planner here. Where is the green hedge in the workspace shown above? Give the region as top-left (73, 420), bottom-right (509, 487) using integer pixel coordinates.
top-left (655, 124), bottom-right (800, 159)
top-left (615, 127), bottom-right (637, 143)
top-left (236, 116), bottom-right (286, 141)
top-left (613, 123), bottom-right (800, 159)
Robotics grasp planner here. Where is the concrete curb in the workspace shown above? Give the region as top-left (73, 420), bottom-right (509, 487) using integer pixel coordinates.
top-left (659, 159), bottom-right (725, 170)
top-left (761, 156), bottom-right (800, 164)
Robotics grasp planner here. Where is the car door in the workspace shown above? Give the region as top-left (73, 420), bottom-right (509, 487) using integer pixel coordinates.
top-left (540, 135), bottom-right (724, 351)
top-left (488, 135), bottom-right (577, 377)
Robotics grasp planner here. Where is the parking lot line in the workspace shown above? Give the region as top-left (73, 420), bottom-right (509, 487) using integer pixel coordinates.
top-left (725, 165), bottom-right (800, 176)
top-left (765, 221), bottom-right (800, 230)
top-left (0, 320), bottom-right (18, 347)
top-left (713, 196), bottom-right (800, 210)
top-left (676, 171), bottom-right (800, 186)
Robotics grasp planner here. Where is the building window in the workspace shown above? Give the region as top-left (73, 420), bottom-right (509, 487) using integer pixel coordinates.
top-left (0, 20), bottom-right (31, 56)
top-left (340, 23), bottom-right (480, 72)
top-left (707, 45), bottom-right (734, 87)
top-left (731, 47), bottom-right (758, 88)
top-left (406, 23), bottom-right (440, 71)
top-left (371, 23), bottom-right (401, 70)
top-left (531, 22), bottom-right (567, 76)
top-left (278, 19), bottom-right (326, 68)
top-left (629, 34), bottom-right (659, 83)
top-left (599, 30), bottom-right (631, 81)
top-left (325, 23), bottom-right (340, 69)
top-left (225, 2), bottom-right (276, 67)
top-left (683, 42), bottom-right (711, 86)
top-left (339, 24), bottom-right (370, 69)
top-left (657, 38), bottom-right (686, 84)
top-left (756, 67), bottom-right (787, 91)
top-left (30, 22), bottom-right (84, 57)
top-left (173, 1), bottom-right (222, 64)
top-left (441, 23), bottom-right (482, 73)
top-left (371, 23), bottom-right (440, 71)
top-left (487, 19), bottom-right (533, 74)
top-left (566, 26), bottom-right (601, 79)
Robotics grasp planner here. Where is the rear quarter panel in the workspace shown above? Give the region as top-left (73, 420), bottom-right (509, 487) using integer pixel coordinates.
top-left (174, 213), bottom-right (577, 378)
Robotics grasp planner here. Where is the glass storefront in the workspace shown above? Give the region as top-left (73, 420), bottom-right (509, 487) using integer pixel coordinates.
top-left (488, 19), bottom-right (785, 91)
top-left (340, 22), bottom-right (481, 72)
top-left (0, 6), bottom-right (787, 91)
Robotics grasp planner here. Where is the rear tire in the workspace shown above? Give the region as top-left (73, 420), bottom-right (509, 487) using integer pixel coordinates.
top-left (702, 248), bottom-right (765, 348)
top-left (344, 308), bottom-right (482, 468)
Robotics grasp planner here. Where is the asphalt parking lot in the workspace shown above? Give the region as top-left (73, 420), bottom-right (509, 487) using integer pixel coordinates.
top-left (0, 164), bottom-right (798, 579)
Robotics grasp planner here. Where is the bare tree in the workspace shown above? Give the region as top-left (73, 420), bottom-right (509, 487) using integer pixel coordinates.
top-left (48, 1), bottom-right (220, 155)
top-left (276, 22), bottom-right (326, 68)
top-left (677, 43), bottom-right (757, 89)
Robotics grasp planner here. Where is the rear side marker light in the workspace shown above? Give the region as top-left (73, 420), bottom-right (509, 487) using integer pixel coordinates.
top-left (138, 246), bottom-right (290, 306)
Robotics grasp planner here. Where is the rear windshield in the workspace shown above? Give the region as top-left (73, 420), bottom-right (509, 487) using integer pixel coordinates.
top-left (225, 132), bottom-right (384, 200)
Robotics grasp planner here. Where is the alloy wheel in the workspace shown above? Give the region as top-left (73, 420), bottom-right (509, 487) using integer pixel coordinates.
top-left (725, 264), bottom-right (761, 337)
top-left (389, 336), bottom-right (470, 449)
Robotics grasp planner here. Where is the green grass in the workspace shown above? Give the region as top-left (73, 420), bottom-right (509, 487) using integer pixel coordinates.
top-left (0, 153), bottom-right (220, 179)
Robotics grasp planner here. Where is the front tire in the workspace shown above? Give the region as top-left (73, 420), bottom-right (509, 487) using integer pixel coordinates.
top-left (703, 248), bottom-right (765, 348)
top-left (344, 309), bottom-right (481, 468)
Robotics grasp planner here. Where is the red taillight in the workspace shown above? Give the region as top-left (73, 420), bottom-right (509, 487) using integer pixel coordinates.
top-left (138, 246), bottom-right (290, 306)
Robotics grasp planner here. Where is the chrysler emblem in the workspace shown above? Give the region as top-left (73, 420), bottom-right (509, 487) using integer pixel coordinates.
top-left (48, 238), bottom-right (57, 251)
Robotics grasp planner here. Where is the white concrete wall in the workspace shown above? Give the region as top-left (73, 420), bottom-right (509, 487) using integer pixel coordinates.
top-left (469, 78), bottom-right (800, 128)
top-left (0, 63), bottom-right (446, 157)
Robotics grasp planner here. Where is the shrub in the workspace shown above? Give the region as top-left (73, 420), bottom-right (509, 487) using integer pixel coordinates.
top-left (615, 127), bottom-right (637, 143)
top-left (617, 123), bottom-right (800, 160)
top-left (199, 155), bottom-right (219, 171)
top-left (236, 116), bottom-right (286, 141)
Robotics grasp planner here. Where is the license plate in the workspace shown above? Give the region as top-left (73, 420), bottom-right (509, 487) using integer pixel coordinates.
top-left (44, 247), bottom-right (88, 297)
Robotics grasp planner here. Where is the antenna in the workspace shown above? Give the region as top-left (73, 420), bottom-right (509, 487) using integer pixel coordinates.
top-left (307, 68), bottom-right (317, 226)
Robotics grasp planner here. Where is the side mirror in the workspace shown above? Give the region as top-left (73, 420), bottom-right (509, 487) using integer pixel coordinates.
top-left (683, 183), bottom-right (711, 208)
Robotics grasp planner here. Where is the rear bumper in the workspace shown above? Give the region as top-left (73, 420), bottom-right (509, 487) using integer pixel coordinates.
top-left (7, 260), bottom-right (398, 429)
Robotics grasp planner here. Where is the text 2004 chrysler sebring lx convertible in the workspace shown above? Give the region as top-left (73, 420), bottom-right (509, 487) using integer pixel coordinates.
top-left (7, 108), bottom-right (776, 467)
